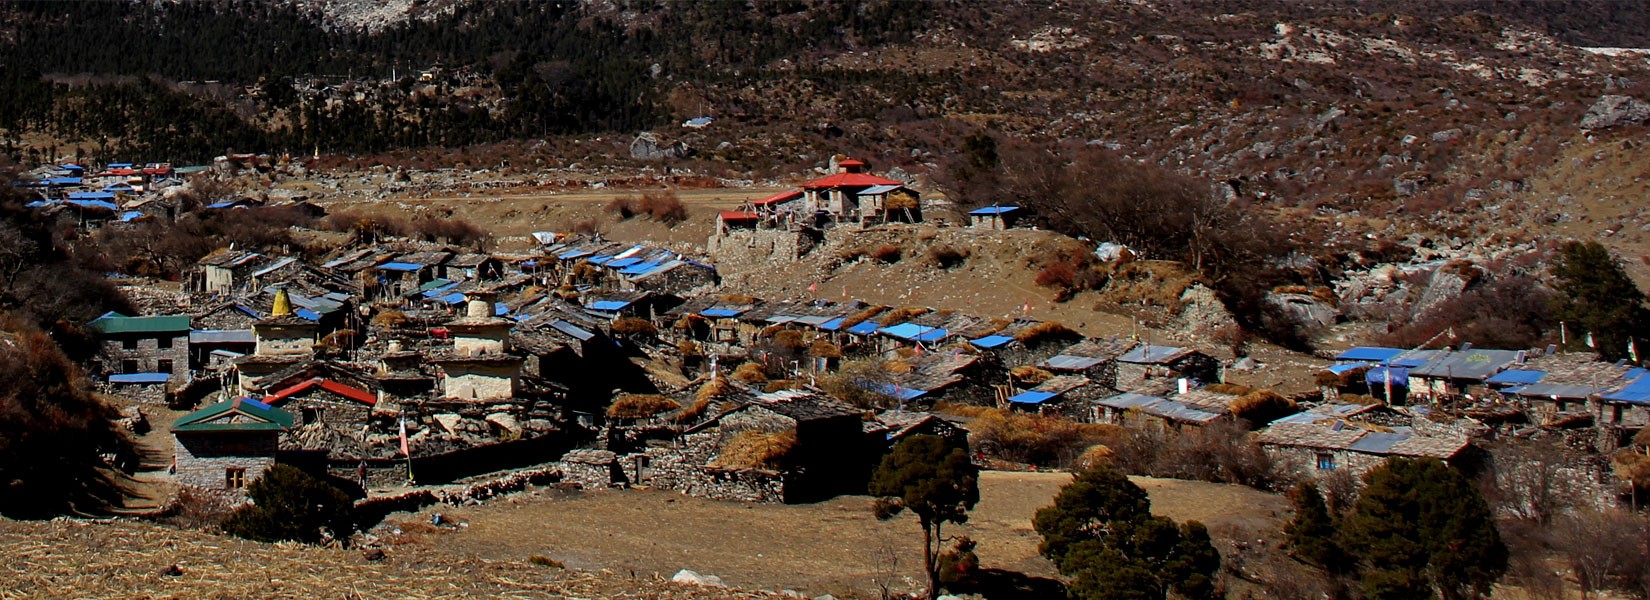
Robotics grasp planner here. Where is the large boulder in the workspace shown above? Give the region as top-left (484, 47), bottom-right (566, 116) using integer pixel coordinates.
top-left (1580, 95), bottom-right (1650, 130)
top-left (630, 133), bottom-right (689, 160)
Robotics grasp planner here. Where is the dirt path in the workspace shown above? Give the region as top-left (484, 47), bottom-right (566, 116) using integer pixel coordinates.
top-left (399, 471), bottom-right (1288, 598)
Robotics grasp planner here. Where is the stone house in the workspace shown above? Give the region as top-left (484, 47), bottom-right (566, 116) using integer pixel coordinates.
top-left (1116, 345), bottom-right (1220, 392)
top-left (171, 397), bottom-right (293, 495)
top-left (1091, 392), bottom-right (1232, 431)
top-left (233, 289), bottom-right (318, 391)
top-left (968, 206), bottom-right (1025, 230)
top-left (1040, 339), bottom-right (1135, 390)
top-left (90, 313), bottom-right (191, 382)
top-left (798, 159), bottom-right (918, 228)
top-left (189, 250), bottom-right (264, 295)
top-left (445, 253), bottom-right (504, 281)
top-left (629, 389), bottom-right (874, 503)
top-left (1405, 348), bottom-right (1524, 402)
top-left (262, 373), bottom-right (381, 474)
top-left (1253, 420), bottom-right (1471, 482)
top-left (192, 302), bottom-right (264, 331)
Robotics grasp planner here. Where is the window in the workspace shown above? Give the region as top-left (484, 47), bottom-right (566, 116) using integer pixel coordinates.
top-left (1316, 453), bottom-right (1336, 471)
top-left (122, 338), bottom-right (138, 350)
top-left (301, 407), bottom-right (323, 425)
top-left (121, 360), bottom-right (139, 374)
top-left (157, 359), bottom-right (173, 374)
top-left (157, 336), bottom-right (172, 349)
top-left (226, 467), bottom-right (247, 489)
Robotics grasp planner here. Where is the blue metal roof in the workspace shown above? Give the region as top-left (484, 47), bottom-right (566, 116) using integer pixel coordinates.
top-left (1325, 363), bottom-right (1371, 375)
top-left (69, 191), bottom-right (116, 200)
top-left (495, 303), bottom-right (509, 317)
top-left (1485, 369), bottom-right (1546, 385)
top-left (631, 262), bottom-right (675, 277)
top-left (605, 257), bottom-right (641, 268)
top-left (66, 199), bottom-right (119, 210)
top-left (1336, 347), bottom-right (1405, 362)
top-left (968, 206), bottom-right (1020, 216)
top-left (1604, 376), bottom-right (1650, 405)
top-left (701, 307), bottom-right (745, 318)
top-left (107, 163), bottom-right (133, 168)
top-left (119, 211), bottom-right (145, 221)
top-left (204, 201), bottom-right (236, 209)
top-left (294, 308), bottom-right (322, 321)
top-left (46, 176), bottom-right (82, 185)
top-left (1009, 390), bottom-right (1058, 405)
top-left (375, 262), bottom-right (422, 271)
top-left (819, 317), bottom-right (847, 331)
top-left (586, 255), bottom-right (617, 265)
top-left (557, 249), bottom-right (593, 260)
top-left (1365, 366), bottom-right (1410, 387)
top-left (879, 323), bottom-right (948, 342)
top-left (110, 373), bottom-right (170, 384)
top-left (847, 321), bottom-right (882, 335)
top-left (867, 382), bottom-right (927, 401)
top-left (589, 300), bottom-right (632, 311)
top-left (619, 261), bottom-right (662, 275)
top-left (970, 335), bottom-right (1014, 349)
top-left (436, 292), bottom-right (466, 304)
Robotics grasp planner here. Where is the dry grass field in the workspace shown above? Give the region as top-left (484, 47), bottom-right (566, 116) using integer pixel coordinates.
top-left (394, 471), bottom-right (1290, 598)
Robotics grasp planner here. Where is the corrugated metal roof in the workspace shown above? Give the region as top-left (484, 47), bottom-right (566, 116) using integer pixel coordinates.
top-left (968, 206), bottom-right (1020, 216)
top-left (109, 373), bottom-right (170, 384)
top-left (879, 323), bottom-right (948, 342)
top-left (1336, 347), bottom-right (1405, 362)
top-left (970, 335), bottom-right (1014, 349)
top-left (701, 307), bottom-right (746, 318)
top-left (90, 314), bottom-right (191, 335)
top-left (1325, 363), bottom-right (1371, 375)
top-left (819, 317), bottom-right (847, 331)
top-left (859, 184), bottom-right (902, 195)
top-left (1486, 369), bottom-right (1546, 385)
top-left (1042, 354), bottom-right (1105, 371)
top-left (250, 256), bottom-right (297, 278)
top-left (847, 321), bottom-right (882, 335)
top-left (1410, 349), bottom-right (1523, 380)
top-left (1009, 390), bottom-right (1058, 405)
top-left (172, 397), bottom-right (293, 433)
top-left (550, 320), bottom-right (596, 341)
top-left (1515, 383), bottom-right (1601, 399)
top-left (375, 262), bottom-right (422, 271)
top-left (1119, 345), bottom-right (1195, 364)
top-left (189, 329), bottom-right (256, 344)
top-left (588, 300), bottom-right (632, 311)
top-left (1348, 431), bottom-right (1408, 454)
top-left (605, 257), bottom-right (641, 268)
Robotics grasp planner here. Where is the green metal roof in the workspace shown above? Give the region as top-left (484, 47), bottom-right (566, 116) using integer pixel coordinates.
top-left (90, 314), bottom-right (192, 335)
top-left (172, 397), bottom-right (294, 433)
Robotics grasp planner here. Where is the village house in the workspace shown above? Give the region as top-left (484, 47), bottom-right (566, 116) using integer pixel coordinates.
top-left (1115, 344), bottom-right (1221, 393)
top-left (968, 206), bottom-right (1026, 230)
top-left (1091, 391), bottom-right (1233, 431)
top-left (1405, 347), bottom-right (1524, 402)
top-left (233, 289), bottom-right (318, 391)
top-left (625, 389), bottom-right (874, 503)
top-left (171, 397), bottom-right (293, 496)
top-left (189, 250), bottom-right (265, 296)
top-left (799, 158), bottom-right (920, 228)
top-left (90, 312), bottom-right (192, 382)
top-left (1040, 338), bottom-right (1134, 389)
top-left (1254, 419), bottom-right (1472, 481)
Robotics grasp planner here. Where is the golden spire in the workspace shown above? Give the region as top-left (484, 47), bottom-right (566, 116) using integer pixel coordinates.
top-left (272, 287), bottom-right (293, 318)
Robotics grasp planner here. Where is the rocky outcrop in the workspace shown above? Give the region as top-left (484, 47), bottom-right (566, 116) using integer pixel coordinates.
top-left (1580, 95), bottom-right (1650, 130)
top-left (630, 133), bottom-right (690, 160)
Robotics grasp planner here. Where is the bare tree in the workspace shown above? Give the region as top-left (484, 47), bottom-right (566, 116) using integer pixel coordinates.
top-left (1551, 510), bottom-right (1650, 598)
top-left (1487, 441), bottom-right (1578, 525)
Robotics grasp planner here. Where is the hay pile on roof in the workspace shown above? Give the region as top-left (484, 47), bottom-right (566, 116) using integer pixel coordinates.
top-left (606, 394), bottom-right (681, 419)
top-left (1012, 365), bottom-right (1054, 385)
top-left (878, 307), bottom-right (928, 327)
top-left (711, 430), bottom-right (797, 470)
top-left (808, 340), bottom-right (842, 358)
top-left (732, 362), bottom-right (769, 384)
top-left (840, 306), bottom-right (886, 328)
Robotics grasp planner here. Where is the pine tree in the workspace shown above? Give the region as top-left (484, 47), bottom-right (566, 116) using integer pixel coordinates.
top-left (1342, 458), bottom-right (1507, 600)
top-left (1285, 482), bottom-right (1350, 573)
top-left (1034, 467), bottom-right (1221, 600)
top-left (1553, 240), bottom-right (1649, 361)
top-left (869, 434), bottom-right (979, 600)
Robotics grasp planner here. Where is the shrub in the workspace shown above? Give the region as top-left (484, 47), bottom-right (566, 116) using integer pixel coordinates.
top-left (967, 408), bottom-right (1121, 467)
top-left (870, 243), bottom-right (903, 264)
top-left (1034, 261), bottom-right (1077, 289)
top-left (528, 555), bottom-right (565, 568)
top-left (930, 246), bottom-right (969, 269)
top-left (637, 192), bottom-right (688, 225)
top-left (221, 465), bottom-right (355, 545)
top-left (606, 394), bottom-right (680, 419)
top-left (409, 216), bottom-right (486, 246)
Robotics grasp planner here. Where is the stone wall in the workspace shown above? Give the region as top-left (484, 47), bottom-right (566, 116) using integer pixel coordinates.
top-left (441, 365), bottom-right (517, 401)
top-left (628, 427), bottom-right (788, 503)
top-left (558, 449), bottom-right (621, 489)
top-left (102, 334), bottom-right (190, 379)
top-left (173, 432), bottom-right (278, 493)
top-left (255, 329), bottom-right (316, 356)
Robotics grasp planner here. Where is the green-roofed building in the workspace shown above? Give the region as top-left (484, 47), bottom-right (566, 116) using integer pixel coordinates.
top-left (90, 313), bottom-right (192, 385)
top-left (171, 397), bottom-right (292, 493)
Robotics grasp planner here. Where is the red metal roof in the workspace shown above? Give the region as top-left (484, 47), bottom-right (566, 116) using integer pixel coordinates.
top-left (752, 190), bottom-right (803, 206)
top-left (266, 377), bottom-right (377, 406)
top-left (837, 159), bottom-right (867, 167)
top-left (800, 172), bottom-right (902, 189)
top-left (719, 210), bottom-right (760, 221)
